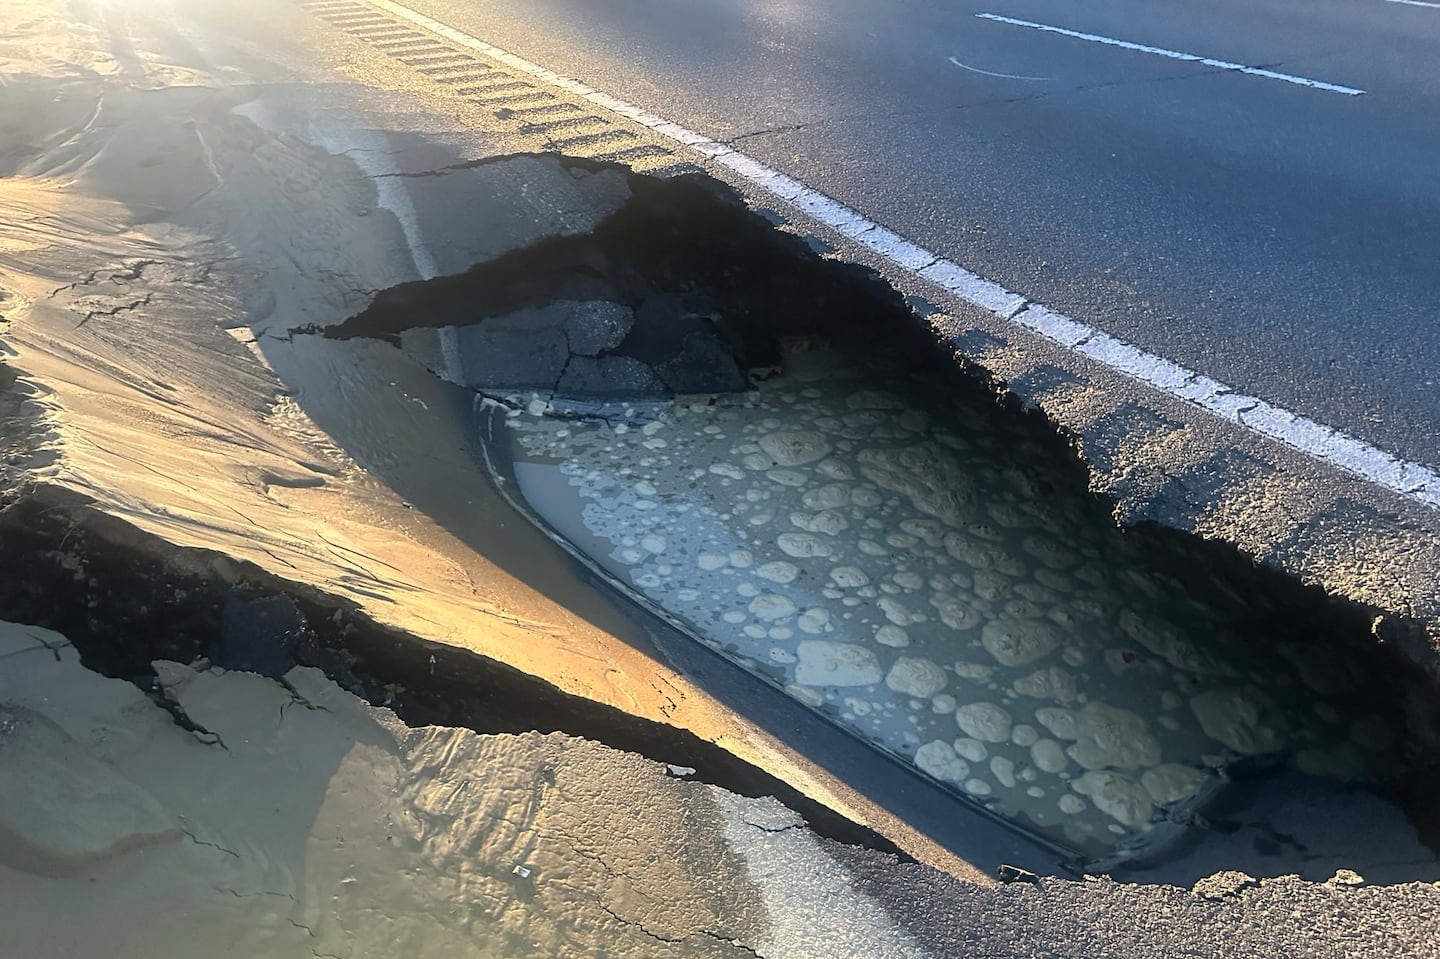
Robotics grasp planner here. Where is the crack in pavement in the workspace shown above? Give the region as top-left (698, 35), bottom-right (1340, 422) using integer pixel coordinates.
top-left (179, 820), bottom-right (240, 859)
top-left (225, 887), bottom-right (297, 901)
top-left (10, 628), bottom-right (73, 662)
top-left (595, 902), bottom-right (763, 957)
top-left (721, 122), bottom-right (806, 146)
top-left (288, 917), bottom-right (318, 938)
top-left (276, 674), bottom-right (331, 718)
top-left (739, 816), bottom-right (803, 836)
top-left (153, 682), bottom-right (232, 751)
top-left (368, 153), bottom-right (536, 180)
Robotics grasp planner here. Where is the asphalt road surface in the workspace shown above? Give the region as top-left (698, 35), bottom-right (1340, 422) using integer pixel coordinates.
top-left (400, 0), bottom-right (1440, 472)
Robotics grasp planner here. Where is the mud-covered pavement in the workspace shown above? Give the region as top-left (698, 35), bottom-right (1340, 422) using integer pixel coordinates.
top-left (2, 0), bottom-right (1440, 955)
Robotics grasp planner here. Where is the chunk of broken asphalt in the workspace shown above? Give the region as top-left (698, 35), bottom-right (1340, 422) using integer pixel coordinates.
top-left (558, 354), bottom-right (665, 394)
top-left (1190, 870), bottom-right (1260, 900)
top-left (997, 864), bottom-right (1042, 886)
top-left (563, 300), bottom-right (634, 357)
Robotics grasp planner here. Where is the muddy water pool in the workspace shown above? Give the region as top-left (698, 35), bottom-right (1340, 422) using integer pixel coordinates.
top-left (484, 346), bottom-right (1436, 864)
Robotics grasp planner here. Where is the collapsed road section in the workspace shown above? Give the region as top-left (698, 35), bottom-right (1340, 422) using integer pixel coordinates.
top-left (319, 158), bottom-right (1440, 867)
top-left (2, 0), bottom-right (1440, 951)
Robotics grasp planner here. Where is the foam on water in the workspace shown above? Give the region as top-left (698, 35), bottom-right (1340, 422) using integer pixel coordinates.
top-left (496, 349), bottom-right (1427, 862)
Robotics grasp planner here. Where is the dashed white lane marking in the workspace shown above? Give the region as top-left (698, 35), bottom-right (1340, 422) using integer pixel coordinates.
top-left (947, 55), bottom-right (1048, 81)
top-left (353, 0), bottom-right (1440, 509)
top-left (1384, 0), bottom-right (1440, 7)
top-left (975, 13), bottom-right (1366, 96)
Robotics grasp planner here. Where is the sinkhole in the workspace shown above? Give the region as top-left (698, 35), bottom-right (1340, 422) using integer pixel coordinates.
top-left (324, 157), bottom-right (1440, 868)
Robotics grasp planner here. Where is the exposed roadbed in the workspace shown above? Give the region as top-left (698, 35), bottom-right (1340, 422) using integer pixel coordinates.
top-left (0, 0), bottom-right (1437, 955)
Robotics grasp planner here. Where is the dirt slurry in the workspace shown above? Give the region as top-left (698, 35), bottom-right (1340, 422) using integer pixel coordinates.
top-left (0, 611), bottom-right (787, 958)
top-left (0, 485), bottom-right (902, 860)
top-left (494, 343), bottom-right (1440, 865)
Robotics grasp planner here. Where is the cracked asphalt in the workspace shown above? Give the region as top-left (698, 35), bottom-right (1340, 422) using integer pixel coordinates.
top-left (394, 0), bottom-right (1440, 472)
top-left (3, 0), bottom-right (1440, 954)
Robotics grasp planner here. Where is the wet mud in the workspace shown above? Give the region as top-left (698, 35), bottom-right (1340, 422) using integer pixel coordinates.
top-left (0, 486), bottom-right (905, 859)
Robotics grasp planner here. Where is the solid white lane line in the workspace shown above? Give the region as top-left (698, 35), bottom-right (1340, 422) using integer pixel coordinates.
top-left (1383, 0), bottom-right (1440, 8)
top-left (352, 0), bottom-right (1439, 509)
top-left (975, 13), bottom-right (1365, 96)
top-left (948, 56), bottom-right (1049, 81)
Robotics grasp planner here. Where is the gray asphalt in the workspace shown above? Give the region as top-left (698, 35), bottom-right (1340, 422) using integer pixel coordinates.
top-left (404, 0), bottom-right (1440, 471)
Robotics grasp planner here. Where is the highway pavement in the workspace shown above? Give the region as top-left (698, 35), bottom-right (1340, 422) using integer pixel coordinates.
top-left (399, 0), bottom-right (1440, 471)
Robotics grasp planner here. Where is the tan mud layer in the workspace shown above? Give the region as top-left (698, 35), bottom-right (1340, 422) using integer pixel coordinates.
top-left (0, 0), bottom-right (923, 869)
top-left (4, 618), bottom-right (1438, 958)
top-left (0, 619), bottom-right (778, 957)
